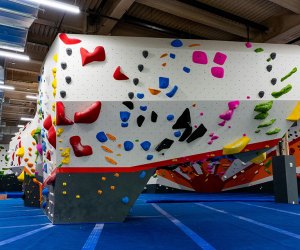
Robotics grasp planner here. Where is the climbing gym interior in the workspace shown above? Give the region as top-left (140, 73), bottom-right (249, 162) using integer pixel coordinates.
top-left (1, 0), bottom-right (300, 249)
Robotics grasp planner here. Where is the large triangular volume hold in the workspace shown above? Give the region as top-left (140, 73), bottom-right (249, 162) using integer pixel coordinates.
top-left (186, 124), bottom-right (207, 143)
top-left (155, 138), bottom-right (174, 152)
top-left (172, 108), bottom-right (191, 129)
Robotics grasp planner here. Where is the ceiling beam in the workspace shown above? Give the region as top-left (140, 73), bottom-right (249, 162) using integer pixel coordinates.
top-left (269, 0), bottom-right (300, 14)
top-left (5, 67), bottom-right (40, 75)
top-left (136, 0), bottom-right (259, 38)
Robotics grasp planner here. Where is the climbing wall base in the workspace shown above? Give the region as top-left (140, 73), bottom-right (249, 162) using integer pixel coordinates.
top-left (43, 170), bottom-right (153, 224)
top-left (0, 174), bottom-right (22, 192)
top-left (24, 174), bottom-right (42, 207)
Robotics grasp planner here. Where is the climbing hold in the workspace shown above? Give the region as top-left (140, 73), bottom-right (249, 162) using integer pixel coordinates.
top-left (16, 147), bottom-right (24, 157)
top-left (162, 63), bottom-right (167, 67)
top-left (17, 171), bottom-right (24, 182)
top-left (70, 136), bottom-right (93, 157)
top-left (139, 171), bottom-right (146, 178)
top-left (121, 196), bottom-right (129, 204)
top-left (171, 39), bottom-right (183, 47)
top-left (140, 141), bottom-right (151, 151)
top-left (133, 78), bottom-right (139, 85)
top-left (124, 141), bottom-right (134, 151)
top-left (122, 101), bottom-right (134, 110)
top-left (183, 67), bottom-right (190, 73)
top-left (270, 52), bottom-right (276, 60)
top-left (178, 125), bottom-right (192, 142)
top-left (96, 131), bottom-right (107, 143)
top-left (192, 51), bottom-right (208, 64)
top-left (66, 48), bottom-right (72, 56)
top-left (48, 126), bottom-right (56, 148)
top-left (250, 152), bottom-right (267, 164)
top-left (254, 48), bottom-right (264, 53)
top-left (101, 145), bottom-right (113, 153)
top-left (186, 124), bottom-right (207, 143)
top-left (137, 93), bottom-right (144, 99)
top-left (257, 119), bottom-right (276, 128)
top-left (42, 188), bottom-right (49, 196)
top-left (146, 155), bottom-right (153, 160)
top-left (113, 66), bottom-right (129, 80)
top-left (43, 115), bottom-right (52, 130)
top-left (266, 128), bottom-right (281, 135)
top-left (128, 92), bottom-right (134, 99)
top-left (120, 111), bottom-right (131, 122)
top-left (53, 53), bottom-right (58, 62)
top-left (56, 128), bottom-right (64, 137)
top-left (245, 42), bottom-right (252, 48)
top-left (219, 110), bottom-right (234, 121)
top-left (56, 101), bottom-right (74, 125)
top-left (266, 65), bottom-right (272, 72)
top-left (59, 33), bottom-right (81, 45)
top-left (286, 102), bottom-right (300, 121)
top-left (166, 85), bottom-right (178, 98)
top-left (140, 106), bottom-right (147, 111)
top-left (160, 53), bottom-right (168, 58)
top-left (138, 64), bottom-right (144, 72)
top-left (80, 46), bottom-right (106, 66)
top-left (105, 156), bottom-right (117, 165)
top-left (74, 101), bottom-right (101, 123)
top-left (142, 50), bottom-right (148, 58)
top-left (107, 133), bottom-right (116, 141)
top-left (228, 100), bottom-right (240, 110)
top-left (65, 76), bottom-right (72, 84)
top-left (271, 84), bottom-right (292, 98)
top-left (172, 108), bottom-right (190, 129)
top-left (254, 101), bottom-right (273, 113)
top-left (174, 131), bottom-right (181, 137)
top-left (61, 62), bottom-right (67, 70)
top-left (159, 77), bottom-right (169, 89)
top-left (151, 111), bottom-right (158, 123)
top-left (42, 201), bottom-right (47, 209)
top-left (281, 67), bottom-right (297, 82)
top-left (223, 136), bottom-right (250, 155)
top-left (258, 91), bottom-right (264, 98)
top-left (255, 129), bottom-right (260, 133)
top-left (121, 123), bottom-right (128, 128)
top-left (213, 52), bottom-right (227, 65)
top-left (37, 144), bottom-right (43, 155)
top-left (148, 88), bottom-right (161, 95)
top-left (254, 112), bottom-right (269, 120)
top-left (271, 78), bottom-right (277, 85)
top-left (60, 91), bottom-right (66, 98)
top-left (137, 115), bottom-right (145, 127)
top-left (167, 114), bottom-right (174, 121)
top-left (155, 138), bottom-right (174, 152)
top-left (170, 53), bottom-right (176, 59)
top-left (211, 67), bottom-right (224, 78)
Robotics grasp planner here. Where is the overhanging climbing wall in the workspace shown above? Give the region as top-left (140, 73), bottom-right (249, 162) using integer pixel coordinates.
top-left (38, 34), bottom-right (300, 223)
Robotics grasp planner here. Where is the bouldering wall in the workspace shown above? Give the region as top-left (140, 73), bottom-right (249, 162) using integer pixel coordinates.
top-left (38, 34), bottom-right (300, 223)
top-left (0, 144), bottom-right (10, 175)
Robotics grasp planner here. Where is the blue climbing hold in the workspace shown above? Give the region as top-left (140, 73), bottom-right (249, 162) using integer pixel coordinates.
top-left (96, 131), bottom-right (107, 143)
top-left (122, 196), bottom-right (129, 204)
top-left (43, 163), bottom-right (47, 173)
top-left (120, 111), bottom-right (130, 122)
top-left (174, 131), bottom-right (181, 137)
top-left (41, 128), bottom-right (45, 138)
top-left (171, 39), bottom-right (183, 47)
top-left (140, 106), bottom-right (147, 111)
top-left (147, 155), bottom-right (154, 160)
top-left (140, 141), bottom-right (151, 151)
top-left (167, 114), bottom-right (174, 121)
top-left (159, 77), bottom-right (169, 89)
top-left (137, 93), bottom-right (144, 99)
top-left (166, 85), bottom-right (178, 98)
top-left (42, 141), bottom-right (46, 152)
top-left (183, 67), bottom-right (190, 73)
top-left (124, 141), bottom-right (134, 151)
top-left (121, 123), bottom-right (128, 128)
top-left (42, 201), bottom-right (47, 209)
top-left (170, 53), bottom-right (176, 59)
top-left (139, 171), bottom-right (146, 178)
top-left (42, 188), bottom-right (49, 197)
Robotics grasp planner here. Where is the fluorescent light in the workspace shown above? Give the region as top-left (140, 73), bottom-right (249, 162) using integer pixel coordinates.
top-left (0, 45), bottom-right (24, 53)
top-left (0, 85), bottom-right (15, 90)
top-left (0, 50), bottom-right (30, 61)
top-left (20, 117), bottom-right (33, 121)
top-left (17, 125), bottom-right (24, 128)
top-left (27, 0), bottom-right (80, 14)
top-left (26, 95), bottom-right (38, 100)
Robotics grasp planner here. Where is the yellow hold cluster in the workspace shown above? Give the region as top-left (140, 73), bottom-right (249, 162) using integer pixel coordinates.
top-left (61, 148), bottom-right (70, 164)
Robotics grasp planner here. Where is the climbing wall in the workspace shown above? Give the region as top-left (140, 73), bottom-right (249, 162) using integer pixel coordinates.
top-left (0, 144), bottom-right (10, 175)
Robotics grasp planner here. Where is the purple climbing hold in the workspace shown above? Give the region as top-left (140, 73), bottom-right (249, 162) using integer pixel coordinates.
top-left (140, 141), bottom-right (151, 151)
top-left (167, 114), bottom-right (174, 121)
top-left (183, 67), bottom-right (190, 73)
top-left (211, 67), bottom-right (224, 78)
top-left (213, 52), bottom-right (227, 65)
top-left (192, 51), bottom-right (208, 64)
top-left (120, 111), bottom-right (131, 122)
top-left (171, 39), bottom-right (183, 47)
top-left (166, 85), bottom-right (178, 98)
top-left (159, 77), bottom-right (169, 89)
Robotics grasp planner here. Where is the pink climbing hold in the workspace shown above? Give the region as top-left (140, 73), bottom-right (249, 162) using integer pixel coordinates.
top-left (211, 67), bottom-right (224, 78)
top-left (36, 144), bottom-right (42, 155)
top-left (211, 135), bottom-right (219, 140)
top-left (208, 141), bottom-right (213, 145)
top-left (213, 52), bottom-right (227, 65)
top-left (218, 120), bottom-right (226, 127)
top-left (247, 96), bottom-right (251, 99)
top-left (228, 100), bottom-right (240, 110)
top-left (200, 112), bottom-right (204, 116)
top-left (192, 51), bottom-right (208, 64)
top-left (245, 42), bottom-right (252, 48)
top-left (209, 132), bottom-right (214, 137)
top-left (219, 109), bottom-right (234, 121)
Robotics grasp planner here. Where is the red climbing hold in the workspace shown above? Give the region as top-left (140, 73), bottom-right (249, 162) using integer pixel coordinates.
top-left (70, 136), bottom-right (93, 157)
top-left (74, 101), bottom-right (101, 124)
top-left (12, 152), bottom-right (14, 161)
top-left (113, 66), bottom-right (129, 80)
top-left (18, 157), bottom-right (21, 166)
top-left (46, 151), bottom-right (51, 161)
top-left (56, 101), bottom-right (74, 126)
top-left (46, 172), bottom-right (56, 185)
top-left (80, 46), bottom-right (106, 66)
top-left (59, 33), bottom-right (81, 45)
top-left (48, 126), bottom-right (56, 149)
top-left (43, 115), bottom-right (52, 130)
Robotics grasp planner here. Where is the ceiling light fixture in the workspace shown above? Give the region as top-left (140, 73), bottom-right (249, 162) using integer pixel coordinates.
top-left (27, 0), bottom-right (80, 14)
top-left (0, 85), bottom-right (15, 90)
top-left (17, 125), bottom-right (25, 128)
top-left (26, 95), bottom-right (38, 100)
top-left (0, 50), bottom-right (30, 61)
top-left (20, 117), bottom-right (33, 121)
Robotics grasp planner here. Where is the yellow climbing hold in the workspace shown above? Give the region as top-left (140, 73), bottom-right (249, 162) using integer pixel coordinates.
top-left (223, 136), bottom-right (250, 155)
top-left (76, 195), bottom-right (80, 199)
top-left (63, 182), bottom-right (67, 186)
top-left (286, 102), bottom-right (300, 122)
top-left (59, 139), bottom-right (63, 143)
top-left (52, 68), bottom-right (57, 77)
top-left (57, 128), bottom-right (64, 137)
top-left (250, 152), bottom-right (267, 164)
top-left (52, 78), bottom-right (57, 89)
top-left (17, 171), bottom-right (24, 182)
top-left (52, 103), bottom-right (55, 111)
top-left (53, 89), bottom-right (56, 97)
top-left (16, 147), bottom-right (24, 157)
top-left (52, 117), bottom-right (56, 126)
top-left (61, 148), bottom-right (70, 164)
top-left (59, 148), bottom-right (63, 151)
top-left (53, 53), bottom-right (58, 63)
top-left (62, 191), bottom-right (67, 195)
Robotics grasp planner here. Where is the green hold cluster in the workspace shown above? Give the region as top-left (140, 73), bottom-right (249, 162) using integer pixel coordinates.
top-left (255, 129), bottom-right (261, 133)
top-left (254, 101), bottom-right (273, 113)
top-left (257, 119), bottom-right (276, 128)
top-left (254, 112), bottom-right (269, 120)
top-left (266, 128), bottom-right (281, 135)
top-left (281, 67), bottom-right (297, 82)
top-left (254, 48), bottom-right (264, 53)
top-left (271, 84), bottom-right (292, 98)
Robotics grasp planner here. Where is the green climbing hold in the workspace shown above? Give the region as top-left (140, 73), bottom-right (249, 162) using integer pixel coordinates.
top-left (265, 160), bottom-right (272, 168)
top-left (4, 155), bottom-right (9, 161)
top-left (266, 128), bottom-right (281, 135)
top-left (254, 101), bottom-right (273, 113)
top-left (255, 129), bottom-right (260, 133)
top-left (271, 84), bottom-right (292, 98)
top-left (281, 67), bottom-right (297, 82)
top-left (257, 119), bottom-right (276, 128)
top-left (254, 48), bottom-right (264, 53)
top-left (254, 112), bottom-right (269, 120)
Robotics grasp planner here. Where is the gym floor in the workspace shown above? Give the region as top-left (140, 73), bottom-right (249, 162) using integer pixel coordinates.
top-left (0, 193), bottom-right (300, 250)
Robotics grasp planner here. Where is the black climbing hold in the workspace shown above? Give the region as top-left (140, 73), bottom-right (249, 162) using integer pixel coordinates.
top-left (65, 76), bottom-right (72, 84)
top-left (270, 52), bottom-right (276, 60)
top-left (179, 125), bottom-right (192, 142)
top-left (128, 92), bottom-right (134, 99)
top-left (138, 64), bottom-right (144, 72)
top-left (155, 138), bottom-right (174, 152)
top-left (172, 108), bottom-right (191, 129)
top-left (151, 111), bottom-right (158, 123)
top-left (61, 62), bottom-right (67, 70)
top-left (142, 50), bottom-right (148, 58)
top-left (258, 91), bottom-right (265, 98)
top-left (60, 91), bottom-right (66, 98)
top-left (186, 124), bottom-right (207, 143)
top-left (271, 78), bottom-right (277, 85)
top-left (122, 101), bottom-right (134, 110)
top-left (137, 115), bottom-right (145, 127)
top-left (133, 78), bottom-right (139, 85)
top-left (266, 65), bottom-right (272, 72)
top-left (66, 48), bottom-right (72, 56)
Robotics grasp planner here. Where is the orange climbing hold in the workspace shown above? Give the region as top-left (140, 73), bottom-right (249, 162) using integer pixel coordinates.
top-left (106, 133), bottom-right (116, 141)
top-left (188, 44), bottom-right (200, 47)
top-left (101, 177), bottom-right (106, 181)
top-left (28, 147), bottom-right (32, 152)
top-left (160, 53), bottom-right (168, 58)
top-left (105, 156), bottom-right (117, 165)
top-left (24, 158), bottom-right (29, 162)
top-left (117, 144), bottom-right (122, 148)
top-left (148, 88), bottom-right (161, 95)
top-left (162, 63), bottom-right (167, 67)
top-left (110, 186), bottom-right (115, 190)
top-left (114, 173), bottom-right (120, 177)
top-left (27, 162), bottom-right (34, 168)
top-left (101, 145), bottom-right (113, 153)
